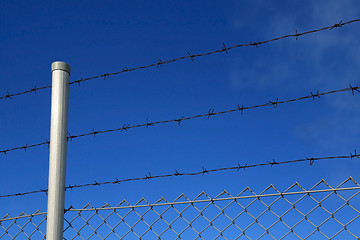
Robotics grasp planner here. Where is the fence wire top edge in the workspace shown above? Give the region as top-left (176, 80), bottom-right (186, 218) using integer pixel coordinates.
top-left (1, 176), bottom-right (358, 222)
top-left (66, 185), bottom-right (360, 212)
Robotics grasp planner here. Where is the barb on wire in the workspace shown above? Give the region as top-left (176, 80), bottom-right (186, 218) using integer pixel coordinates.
top-left (349, 84), bottom-right (360, 95)
top-left (269, 98), bottom-right (279, 108)
top-left (268, 159), bottom-right (278, 166)
top-left (350, 150), bottom-right (359, 159)
top-left (1, 85), bottom-right (358, 155)
top-left (237, 104), bottom-right (245, 115)
top-left (188, 52), bottom-right (195, 61)
top-left (250, 41), bottom-right (259, 48)
top-left (1, 19), bottom-right (359, 101)
top-left (309, 158), bottom-right (316, 165)
top-left (330, 21), bottom-right (343, 30)
top-left (1, 85), bottom-right (52, 100)
top-left (5, 91), bottom-right (12, 99)
top-left (222, 43), bottom-right (229, 53)
top-left (310, 90), bottom-right (321, 100)
top-left (0, 151), bottom-right (358, 199)
top-left (237, 163), bottom-right (247, 170)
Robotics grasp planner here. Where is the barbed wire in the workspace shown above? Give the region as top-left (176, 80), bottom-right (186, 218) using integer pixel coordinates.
top-left (0, 150), bottom-right (358, 199)
top-left (1, 85), bottom-right (358, 155)
top-left (1, 19), bottom-right (359, 101)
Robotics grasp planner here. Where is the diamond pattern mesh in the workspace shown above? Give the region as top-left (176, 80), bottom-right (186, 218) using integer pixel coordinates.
top-left (1, 177), bottom-right (359, 239)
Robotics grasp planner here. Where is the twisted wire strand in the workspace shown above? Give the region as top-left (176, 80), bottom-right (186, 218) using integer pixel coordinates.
top-left (1, 19), bottom-right (358, 101)
top-left (1, 182), bottom-right (359, 221)
top-left (0, 151), bottom-right (358, 199)
top-left (1, 85), bottom-right (359, 155)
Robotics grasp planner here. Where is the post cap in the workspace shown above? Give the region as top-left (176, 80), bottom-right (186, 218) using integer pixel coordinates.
top-left (51, 61), bottom-right (71, 75)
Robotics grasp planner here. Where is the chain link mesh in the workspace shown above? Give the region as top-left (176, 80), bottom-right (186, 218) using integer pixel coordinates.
top-left (1, 177), bottom-right (359, 239)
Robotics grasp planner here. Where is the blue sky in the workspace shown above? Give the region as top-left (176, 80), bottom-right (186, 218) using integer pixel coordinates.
top-left (1, 0), bottom-right (359, 238)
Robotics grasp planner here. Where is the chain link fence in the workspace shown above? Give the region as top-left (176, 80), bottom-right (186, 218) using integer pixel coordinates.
top-left (1, 177), bottom-right (359, 239)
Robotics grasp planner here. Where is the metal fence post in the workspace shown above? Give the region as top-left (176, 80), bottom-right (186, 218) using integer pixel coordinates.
top-left (46, 61), bottom-right (71, 240)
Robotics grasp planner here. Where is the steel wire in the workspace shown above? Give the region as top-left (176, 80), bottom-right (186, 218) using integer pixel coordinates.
top-left (1, 19), bottom-right (358, 101)
top-left (1, 85), bottom-right (358, 155)
top-left (0, 150), bottom-right (358, 199)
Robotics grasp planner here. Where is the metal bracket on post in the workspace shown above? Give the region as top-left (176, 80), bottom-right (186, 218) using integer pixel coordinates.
top-left (46, 61), bottom-right (71, 240)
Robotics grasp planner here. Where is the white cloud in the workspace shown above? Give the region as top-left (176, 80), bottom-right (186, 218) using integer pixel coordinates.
top-left (228, 0), bottom-right (360, 151)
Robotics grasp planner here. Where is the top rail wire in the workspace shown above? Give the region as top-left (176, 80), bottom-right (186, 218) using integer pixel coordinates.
top-left (2, 186), bottom-right (360, 222)
top-left (0, 85), bottom-right (359, 156)
top-left (1, 19), bottom-right (359, 101)
top-left (1, 176), bottom-right (359, 240)
top-left (1, 178), bottom-right (359, 221)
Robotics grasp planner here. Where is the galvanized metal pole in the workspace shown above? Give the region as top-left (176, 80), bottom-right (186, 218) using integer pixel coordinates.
top-left (46, 61), bottom-right (71, 240)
